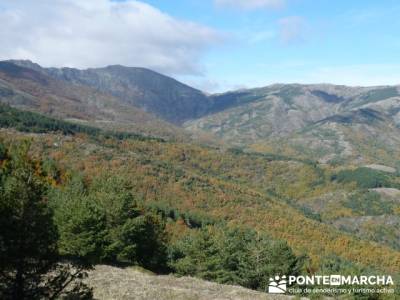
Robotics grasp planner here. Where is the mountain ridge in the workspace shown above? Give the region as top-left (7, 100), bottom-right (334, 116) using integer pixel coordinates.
top-left (0, 61), bottom-right (190, 140)
top-left (6, 59), bottom-right (213, 124)
top-left (2, 59), bottom-right (400, 164)
top-left (1, 61), bottom-right (400, 296)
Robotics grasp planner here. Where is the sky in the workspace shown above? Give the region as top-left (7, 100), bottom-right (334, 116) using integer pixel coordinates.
top-left (0, 0), bottom-right (399, 92)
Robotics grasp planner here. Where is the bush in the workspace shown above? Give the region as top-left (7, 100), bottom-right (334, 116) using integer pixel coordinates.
top-left (332, 167), bottom-right (392, 188)
top-left (343, 191), bottom-right (394, 216)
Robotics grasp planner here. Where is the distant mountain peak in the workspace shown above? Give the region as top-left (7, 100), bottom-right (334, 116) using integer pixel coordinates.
top-left (2, 60), bottom-right (212, 124)
top-left (5, 59), bottom-right (44, 72)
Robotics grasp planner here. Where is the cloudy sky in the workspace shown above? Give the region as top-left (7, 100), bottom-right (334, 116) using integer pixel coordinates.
top-left (1, 0), bottom-right (400, 92)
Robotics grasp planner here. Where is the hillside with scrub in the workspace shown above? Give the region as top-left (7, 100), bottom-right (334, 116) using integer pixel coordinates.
top-left (0, 105), bottom-right (399, 298)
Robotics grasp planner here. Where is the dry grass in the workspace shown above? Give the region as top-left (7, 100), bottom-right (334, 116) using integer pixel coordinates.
top-left (85, 265), bottom-right (305, 300)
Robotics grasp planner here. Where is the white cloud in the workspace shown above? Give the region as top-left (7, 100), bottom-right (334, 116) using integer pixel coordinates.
top-left (0, 0), bottom-right (221, 75)
top-left (214, 0), bottom-right (285, 10)
top-left (278, 16), bottom-right (307, 44)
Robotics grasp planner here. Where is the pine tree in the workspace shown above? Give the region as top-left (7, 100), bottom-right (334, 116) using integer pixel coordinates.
top-left (0, 141), bottom-right (91, 299)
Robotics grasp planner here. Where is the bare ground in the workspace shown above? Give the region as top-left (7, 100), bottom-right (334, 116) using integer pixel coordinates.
top-left (85, 265), bottom-right (306, 300)
top-left (364, 164), bottom-right (396, 173)
top-left (371, 187), bottom-right (400, 200)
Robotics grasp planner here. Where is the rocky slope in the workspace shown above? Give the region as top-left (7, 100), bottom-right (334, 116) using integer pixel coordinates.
top-left (187, 84), bottom-right (400, 139)
top-left (7, 60), bottom-right (213, 124)
top-left (185, 84), bottom-right (400, 165)
top-left (3, 60), bottom-right (400, 164)
top-left (0, 61), bottom-right (188, 140)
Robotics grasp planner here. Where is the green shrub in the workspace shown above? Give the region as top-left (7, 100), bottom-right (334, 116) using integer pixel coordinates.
top-left (343, 191), bottom-right (394, 216)
top-left (332, 167), bottom-right (392, 188)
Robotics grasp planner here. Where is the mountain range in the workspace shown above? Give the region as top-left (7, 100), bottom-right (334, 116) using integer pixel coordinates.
top-left (1, 60), bottom-right (400, 167)
top-left (1, 60), bottom-right (400, 294)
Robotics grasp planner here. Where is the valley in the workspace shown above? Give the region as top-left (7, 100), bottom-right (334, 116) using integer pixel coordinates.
top-left (0, 60), bottom-right (399, 298)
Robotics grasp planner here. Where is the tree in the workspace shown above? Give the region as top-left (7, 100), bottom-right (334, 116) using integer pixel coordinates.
top-left (50, 175), bottom-right (168, 272)
top-left (111, 214), bottom-right (167, 271)
top-left (317, 255), bottom-right (379, 299)
top-left (168, 226), bottom-right (221, 281)
top-left (168, 225), bottom-right (305, 291)
top-left (238, 238), bottom-right (305, 291)
top-left (52, 185), bottom-right (108, 264)
top-left (0, 141), bottom-right (91, 299)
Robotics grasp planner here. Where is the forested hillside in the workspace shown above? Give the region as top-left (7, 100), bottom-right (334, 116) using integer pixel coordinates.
top-left (2, 0), bottom-right (400, 297)
top-left (3, 60), bottom-right (400, 166)
top-left (0, 106), bottom-right (399, 298)
top-left (1, 60), bottom-right (400, 298)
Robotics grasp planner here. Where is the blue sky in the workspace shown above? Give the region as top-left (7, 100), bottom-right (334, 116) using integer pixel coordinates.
top-left (1, 0), bottom-right (400, 92)
top-left (152, 0), bottom-right (400, 91)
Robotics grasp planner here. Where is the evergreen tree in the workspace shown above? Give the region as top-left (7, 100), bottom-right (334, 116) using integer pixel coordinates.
top-left (0, 141), bottom-right (91, 299)
top-left (168, 225), bottom-right (305, 291)
top-left (50, 175), bottom-right (168, 272)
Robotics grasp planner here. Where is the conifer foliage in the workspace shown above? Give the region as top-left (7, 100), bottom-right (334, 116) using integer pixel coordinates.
top-left (169, 226), bottom-right (305, 291)
top-left (0, 141), bottom-right (91, 299)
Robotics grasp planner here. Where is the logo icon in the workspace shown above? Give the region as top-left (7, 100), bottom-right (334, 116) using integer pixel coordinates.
top-left (268, 275), bottom-right (287, 294)
top-left (330, 275), bottom-right (341, 286)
